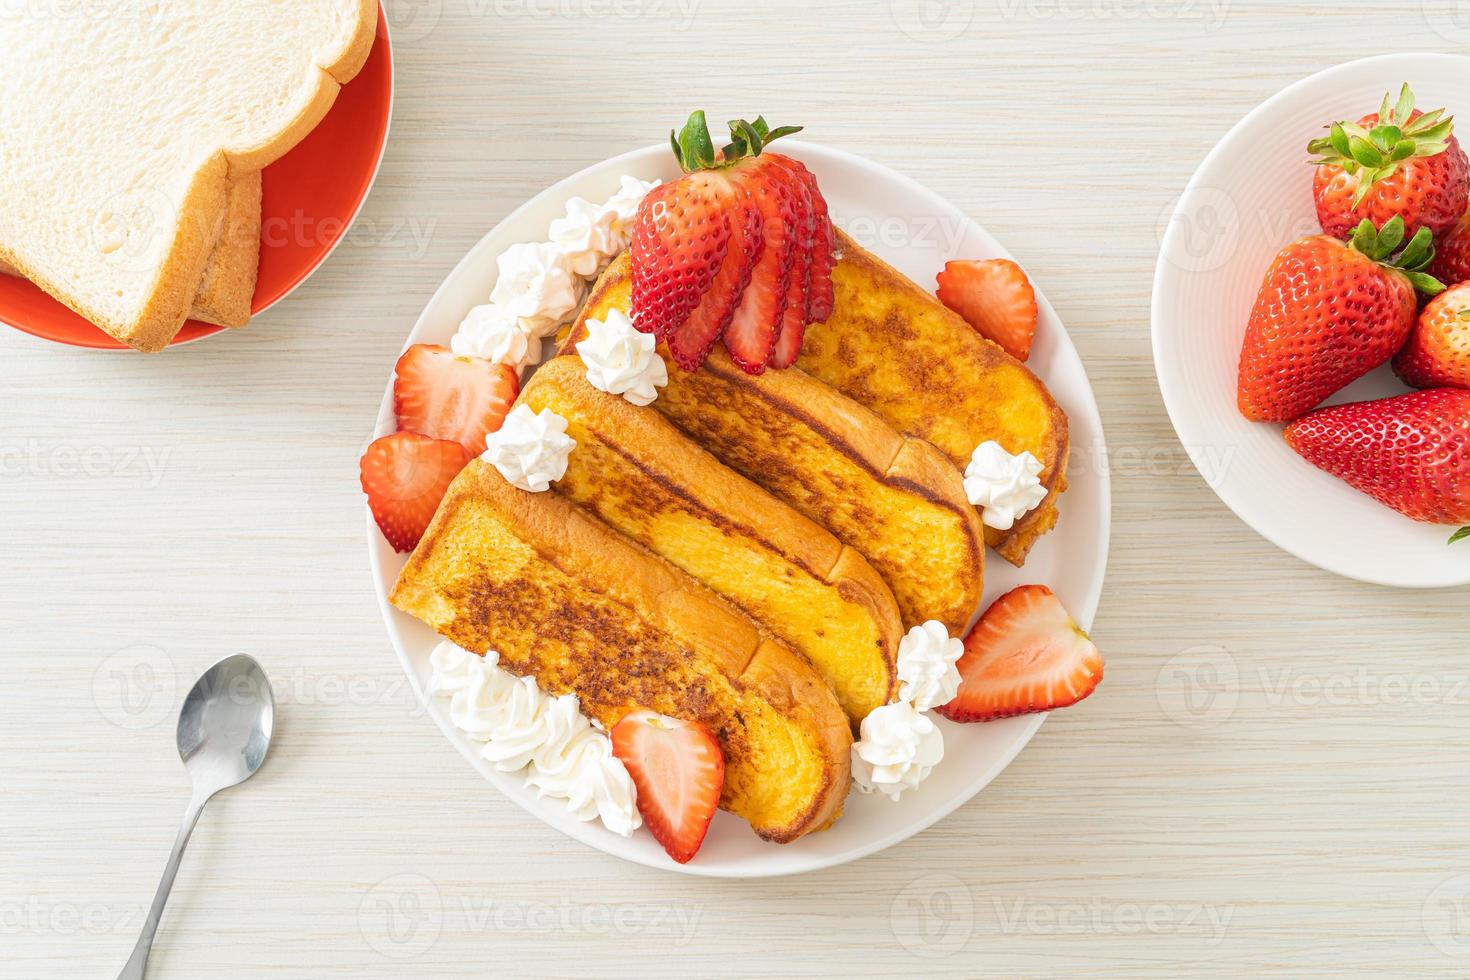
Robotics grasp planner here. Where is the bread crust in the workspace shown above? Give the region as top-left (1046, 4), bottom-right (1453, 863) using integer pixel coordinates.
top-left (191, 173), bottom-right (263, 328)
top-left (222, 2), bottom-right (378, 174)
top-left (391, 461), bottom-right (853, 844)
top-left (523, 356), bottom-right (902, 724)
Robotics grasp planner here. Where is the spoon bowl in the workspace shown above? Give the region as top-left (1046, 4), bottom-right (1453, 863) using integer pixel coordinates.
top-left (176, 654), bottom-right (275, 799)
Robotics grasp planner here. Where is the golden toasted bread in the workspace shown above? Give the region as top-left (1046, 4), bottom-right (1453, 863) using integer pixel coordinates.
top-left (521, 356), bottom-right (901, 724)
top-left (563, 278), bottom-right (985, 635)
top-left (390, 461), bottom-right (852, 843)
top-left (799, 231), bottom-right (1070, 566)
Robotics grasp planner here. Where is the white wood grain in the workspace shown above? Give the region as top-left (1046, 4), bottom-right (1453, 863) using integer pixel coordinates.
top-left (5, 1), bottom-right (1470, 976)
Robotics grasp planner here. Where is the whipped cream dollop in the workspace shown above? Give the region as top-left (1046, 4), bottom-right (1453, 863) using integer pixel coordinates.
top-left (549, 199), bottom-right (621, 279)
top-left (428, 642), bottom-right (641, 836)
top-left (895, 620), bottom-right (964, 713)
top-left (449, 176), bottom-right (660, 375)
top-left (574, 308), bottom-right (668, 406)
top-left (488, 242), bottom-right (584, 339)
top-left (850, 701), bottom-right (945, 802)
top-left (481, 404), bottom-right (576, 492)
top-left (451, 303), bottom-right (541, 372)
top-left (604, 175), bottom-right (661, 229)
top-left (963, 440), bottom-right (1047, 531)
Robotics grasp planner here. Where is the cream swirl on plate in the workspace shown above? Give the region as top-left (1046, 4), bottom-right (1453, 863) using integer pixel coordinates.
top-left (895, 620), bottom-right (964, 712)
top-left (481, 404), bottom-right (576, 492)
top-left (488, 242), bottom-right (584, 339)
top-left (963, 440), bottom-right (1047, 531)
top-left (450, 303), bottom-right (541, 372)
top-left (574, 308), bottom-right (668, 406)
top-left (428, 642), bottom-right (641, 837)
top-left (850, 701), bottom-right (944, 802)
top-left (550, 197), bottom-right (625, 278)
top-left (450, 176), bottom-right (659, 372)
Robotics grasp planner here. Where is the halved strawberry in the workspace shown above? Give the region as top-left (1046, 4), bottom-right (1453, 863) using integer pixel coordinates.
top-left (610, 710), bottom-right (725, 864)
top-left (936, 585), bottom-right (1103, 723)
top-left (361, 432), bottom-right (469, 553)
top-left (767, 154), bottom-right (817, 370)
top-left (935, 259), bottom-right (1039, 362)
top-left (724, 153), bottom-right (801, 373)
top-left (393, 344), bottom-right (519, 457)
top-left (667, 174), bottom-right (762, 371)
top-left (630, 171), bottom-right (736, 341)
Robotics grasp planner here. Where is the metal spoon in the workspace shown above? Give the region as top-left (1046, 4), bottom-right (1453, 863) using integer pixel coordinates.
top-left (118, 654), bottom-right (275, 980)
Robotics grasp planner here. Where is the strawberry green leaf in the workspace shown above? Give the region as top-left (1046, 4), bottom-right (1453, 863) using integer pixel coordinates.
top-left (1405, 271), bottom-right (1446, 296)
top-left (675, 110), bottom-right (716, 172)
top-left (1394, 83), bottom-right (1416, 124)
top-left (1450, 526), bottom-right (1470, 545)
top-left (1377, 216), bottom-right (1406, 253)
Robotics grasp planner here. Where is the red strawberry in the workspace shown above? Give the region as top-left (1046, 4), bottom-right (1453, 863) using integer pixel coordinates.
top-left (630, 173), bottom-right (736, 341)
top-left (667, 173), bottom-right (762, 371)
top-left (393, 344), bottom-right (519, 456)
top-left (610, 710), bottom-right (725, 864)
top-left (361, 432), bottom-right (469, 553)
top-left (1237, 219), bottom-right (1438, 423)
top-left (935, 258), bottom-right (1038, 361)
top-left (780, 156), bottom-right (836, 324)
top-left (629, 112), bottom-right (813, 374)
top-left (724, 153), bottom-right (801, 373)
top-left (1284, 389), bottom-right (1470, 531)
top-left (1309, 85), bottom-right (1470, 240)
top-left (936, 585), bottom-right (1103, 723)
top-left (1395, 282), bottom-right (1470, 389)
top-left (1429, 208), bottom-right (1470, 288)
top-left (766, 156), bottom-right (817, 370)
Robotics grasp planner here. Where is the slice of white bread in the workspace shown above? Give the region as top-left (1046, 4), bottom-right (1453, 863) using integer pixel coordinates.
top-left (0, 2), bottom-right (375, 351)
top-left (0, 173), bottom-right (262, 328)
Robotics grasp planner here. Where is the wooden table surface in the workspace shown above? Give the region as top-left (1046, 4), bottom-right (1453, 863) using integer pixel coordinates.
top-left (6, 2), bottom-right (1470, 976)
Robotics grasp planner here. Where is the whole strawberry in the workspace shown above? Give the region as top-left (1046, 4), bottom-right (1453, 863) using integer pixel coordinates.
top-left (1395, 282), bottom-right (1470, 389)
top-left (1429, 208), bottom-right (1470, 289)
top-left (1237, 217), bottom-right (1441, 423)
top-left (1285, 389), bottom-right (1470, 535)
top-left (1309, 84), bottom-right (1469, 240)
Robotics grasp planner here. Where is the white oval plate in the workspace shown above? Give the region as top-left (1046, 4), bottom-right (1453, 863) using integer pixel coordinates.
top-left (368, 141), bottom-right (1111, 876)
top-left (1153, 53), bottom-right (1470, 589)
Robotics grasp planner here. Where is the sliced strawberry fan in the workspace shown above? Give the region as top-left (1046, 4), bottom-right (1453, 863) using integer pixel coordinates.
top-left (629, 111), bottom-right (836, 375)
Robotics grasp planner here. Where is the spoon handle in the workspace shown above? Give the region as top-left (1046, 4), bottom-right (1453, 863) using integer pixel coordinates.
top-left (117, 794), bottom-right (208, 980)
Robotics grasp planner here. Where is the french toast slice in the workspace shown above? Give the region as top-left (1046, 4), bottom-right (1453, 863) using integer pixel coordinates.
top-left (563, 286), bottom-right (985, 636)
top-left (521, 356), bottom-right (902, 724)
top-left (799, 231), bottom-right (1070, 566)
top-left (390, 461), bottom-right (852, 843)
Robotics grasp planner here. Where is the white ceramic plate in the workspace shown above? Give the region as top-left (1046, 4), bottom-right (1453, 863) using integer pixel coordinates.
top-left (368, 141), bottom-right (1111, 876)
top-left (1153, 53), bottom-right (1470, 589)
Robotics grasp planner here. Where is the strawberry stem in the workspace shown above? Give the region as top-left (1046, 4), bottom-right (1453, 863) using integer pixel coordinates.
top-left (668, 110), bottom-right (803, 173)
top-left (1347, 216), bottom-right (1445, 296)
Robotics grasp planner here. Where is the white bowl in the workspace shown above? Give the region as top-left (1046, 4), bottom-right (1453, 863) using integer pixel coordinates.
top-left (368, 141), bottom-right (1111, 876)
top-left (1153, 53), bottom-right (1470, 589)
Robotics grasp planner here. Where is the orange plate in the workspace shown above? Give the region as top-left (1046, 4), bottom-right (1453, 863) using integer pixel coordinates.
top-left (0, 6), bottom-right (394, 350)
